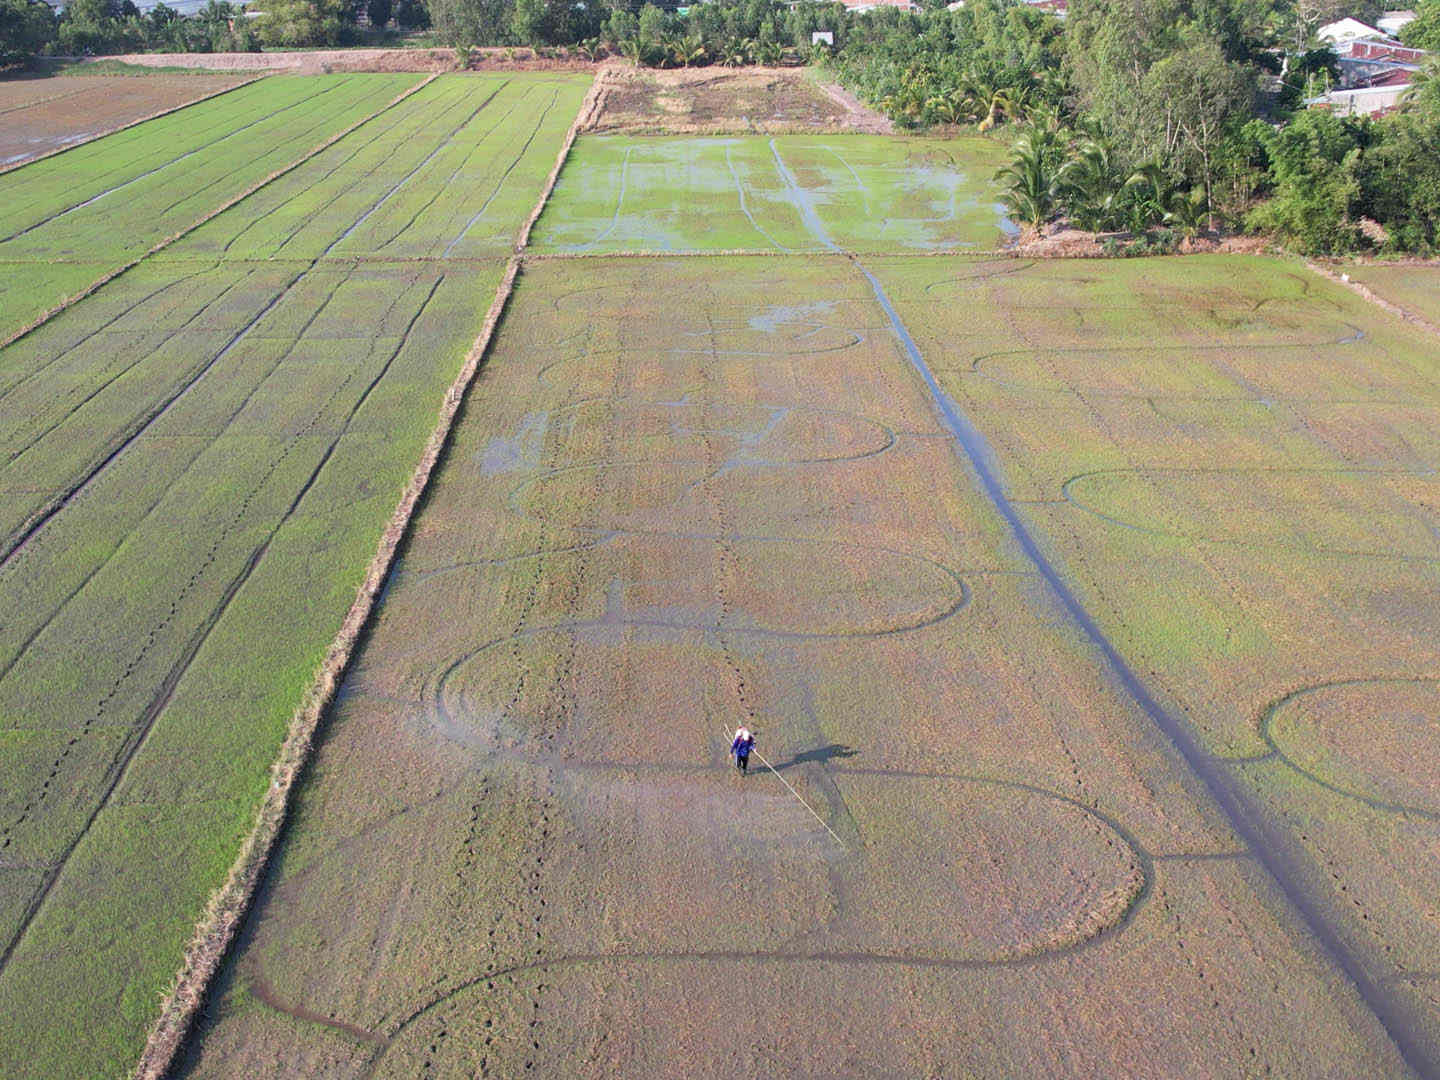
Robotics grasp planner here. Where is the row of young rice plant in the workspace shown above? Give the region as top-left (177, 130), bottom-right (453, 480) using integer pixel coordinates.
top-left (0, 73), bottom-right (251, 170)
top-left (0, 72), bottom-right (588, 1079)
top-left (0, 74), bottom-right (424, 338)
top-left (173, 74), bottom-right (587, 262)
top-left (0, 73), bottom-right (253, 171)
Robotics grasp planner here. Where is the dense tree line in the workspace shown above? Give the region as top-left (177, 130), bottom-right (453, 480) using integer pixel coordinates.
top-left (0, 0), bottom-right (435, 60)
top-left (834, 0), bottom-right (1440, 254)
top-left (422, 0), bottom-right (846, 67)
top-left (0, 0), bottom-right (260, 57)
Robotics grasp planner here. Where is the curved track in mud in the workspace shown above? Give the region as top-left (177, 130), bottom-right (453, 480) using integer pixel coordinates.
top-left (208, 265), bottom-right (1178, 1074)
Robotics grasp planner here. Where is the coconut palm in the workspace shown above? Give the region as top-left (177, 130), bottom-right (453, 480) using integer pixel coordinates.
top-left (962, 76), bottom-right (1031, 132)
top-left (994, 131), bottom-right (1060, 229)
top-left (1056, 137), bottom-right (1127, 232)
top-left (925, 89), bottom-right (967, 125)
top-left (720, 36), bottom-right (753, 67)
top-left (1123, 162), bottom-right (1171, 232)
top-left (1163, 186), bottom-right (1209, 239)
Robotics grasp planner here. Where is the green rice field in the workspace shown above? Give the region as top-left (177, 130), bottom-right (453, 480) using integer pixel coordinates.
top-left (1345, 263), bottom-right (1440, 326)
top-left (4, 64), bottom-right (1440, 1080)
top-left (0, 74), bottom-right (423, 336)
top-left (0, 71), bottom-right (587, 1079)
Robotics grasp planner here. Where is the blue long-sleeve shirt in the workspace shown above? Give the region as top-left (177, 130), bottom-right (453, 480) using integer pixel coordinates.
top-left (731, 734), bottom-right (755, 758)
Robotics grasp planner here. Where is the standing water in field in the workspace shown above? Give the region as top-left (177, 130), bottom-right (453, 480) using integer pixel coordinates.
top-left (531, 134), bottom-right (1014, 254)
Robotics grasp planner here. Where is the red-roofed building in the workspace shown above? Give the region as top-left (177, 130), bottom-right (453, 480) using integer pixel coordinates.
top-left (1367, 66), bottom-right (1417, 86)
top-left (1340, 38), bottom-right (1428, 64)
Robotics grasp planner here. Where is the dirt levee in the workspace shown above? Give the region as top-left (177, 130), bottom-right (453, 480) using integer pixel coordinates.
top-left (588, 66), bottom-right (882, 134)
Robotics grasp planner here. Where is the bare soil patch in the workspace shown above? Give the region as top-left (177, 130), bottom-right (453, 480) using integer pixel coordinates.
top-left (1009, 222), bottom-right (1276, 258)
top-left (0, 73), bottom-right (251, 168)
top-left (589, 65), bottom-right (887, 134)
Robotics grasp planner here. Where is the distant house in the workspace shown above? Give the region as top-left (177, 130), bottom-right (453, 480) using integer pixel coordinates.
top-left (1332, 37), bottom-right (1425, 88)
top-left (1307, 82), bottom-right (1412, 114)
top-left (1364, 66), bottom-right (1419, 86)
top-left (1318, 17), bottom-right (1388, 44)
top-left (945, 0), bottom-right (1065, 12)
top-left (1338, 38), bottom-right (1427, 64)
top-left (843, 0), bottom-right (920, 12)
top-left (1377, 10), bottom-right (1417, 37)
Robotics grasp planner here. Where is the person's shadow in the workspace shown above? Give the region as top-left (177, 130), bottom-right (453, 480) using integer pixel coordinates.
top-left (769, 743), bottom-right (859, 772)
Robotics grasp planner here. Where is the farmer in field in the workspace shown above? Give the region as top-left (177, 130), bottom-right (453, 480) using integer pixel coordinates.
top-left (731, 726), bottom-right (756, 775)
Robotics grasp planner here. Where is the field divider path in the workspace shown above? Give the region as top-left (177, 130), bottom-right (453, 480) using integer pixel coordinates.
top-left (0, 72), bottom-right (438, 355)
top-left (0, 74), bottom-right (267, 177)
top-left (1307, 260), bottom-right (1440, 339)
top-left (133, 68), bottom-right (605, 1080)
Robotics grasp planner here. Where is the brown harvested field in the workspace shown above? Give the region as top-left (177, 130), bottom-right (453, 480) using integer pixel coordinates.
top-left (589, 65), bottom-right (889, 134)
top-left (0, 73), bottom-right (252, 168)
top-left (1342, 263), bottom-right (1440, 328)
top-left (176, 255), bottom-right (1413, 1077)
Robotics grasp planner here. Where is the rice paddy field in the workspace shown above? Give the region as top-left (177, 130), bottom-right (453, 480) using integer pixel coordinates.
top-left (0, 71), bottom-right (588, 1079)
top-left (1345, 263), bottom-right (1440, 326)
top-left (0, 72), bottom-right (253, 170)
top-left (173, 247), bottom-right (1440, 1078)
top-left (3, 64), bottom-right (1440, 1080)
top-left (530, 134), bottom-right (1013, 252)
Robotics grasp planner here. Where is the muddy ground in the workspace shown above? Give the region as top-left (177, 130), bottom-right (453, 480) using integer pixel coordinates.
top-left (588, 65), bottom-right (891, 135)
top-left (175, 256), bottom-right (1407, 1078)
top-left (0, 72), bottom-right (251, 168)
